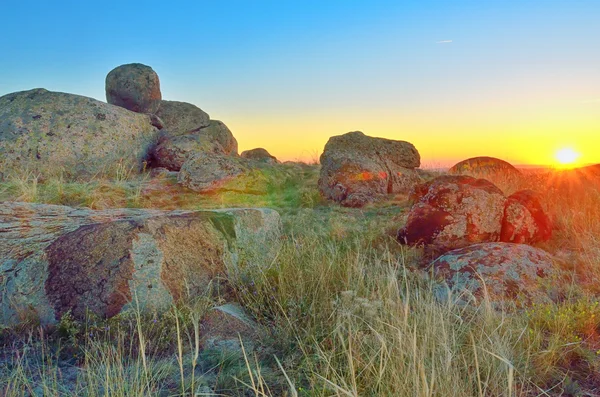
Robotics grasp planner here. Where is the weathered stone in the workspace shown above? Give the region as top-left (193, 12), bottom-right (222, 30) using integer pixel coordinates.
top-left (0, 202), bottom-right (280, 325)
top-left (105, 63), bottom-right (162, 114)
top-left (178, 152), bottom-right (271, 194)
top-left (449, 156), bottom-right (522, 179)
top-left (199, 120), bottom-right (238, 156)
top-left (429, 242), bottom-right (557, 305)
top-left (155, 100), bottom-right (210, 136)
top-left (201, 304), bottom-right (261, 351)
top-left (151, 120), bottom-right (238, 171)
top-left (398, 175), bottom-right (506, 254)
top-left (152, 134), bottom-right (225, 171)
top-left (500, 190), bottom-right (552, 244)
top-left (241, 148), bottom-right (278, 164)
top-left (0, 89), bottom-right (158, 180)
top-left (319, 131), bottom-right (422, 207)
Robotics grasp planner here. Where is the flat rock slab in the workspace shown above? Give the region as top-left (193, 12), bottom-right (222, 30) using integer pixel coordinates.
top-left (0, 202), bottom-right (280, 326)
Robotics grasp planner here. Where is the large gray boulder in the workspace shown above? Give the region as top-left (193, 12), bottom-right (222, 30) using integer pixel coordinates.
top-left (398, 175), bottom-right (507, 254)
top-left (0, 202), bottom-right (280, 326)
top-left (318, 131), bottom-right (421, 207)
top-left (105, 63), bottom-right (162, 114)
top-left (429, 242), bottom-right (557, 305)
top-left (0, 89), bottom-right (158, 180)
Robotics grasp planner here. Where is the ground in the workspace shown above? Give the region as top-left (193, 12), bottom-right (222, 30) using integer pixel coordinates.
top-left (1, 164), bottom-right (600, 396)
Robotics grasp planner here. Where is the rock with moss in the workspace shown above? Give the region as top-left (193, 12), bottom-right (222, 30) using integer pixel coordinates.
top-left (318, 131), bottom-right (422, 207)
top-left (0, 88), bottom-right (158, 180)
top-left (500, 189), bottom-right (552, 244)
top-left (398, 175), bottom-right (507, 254)
top-left (105, 63), bottom-right (162, 114)
top-left (429, 242), bottom-right (557, 306)
top-left (0, 202), bottom-right (280, 326)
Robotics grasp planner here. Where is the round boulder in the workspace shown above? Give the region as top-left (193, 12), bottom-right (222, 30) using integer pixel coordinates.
top-left (449, 156), bottom-right (522, 180)
top-left (0, 88), bottom-right (158, 180)
top-left (430, 242), bottom-right (557, 305)
top-left (106, 63), bottom-right (162, 114)
top-left (318, 131), bottom-right (422, 207)
top-left (241, 148), bottom-right (278, 164)
top-left (398, 175), bottom-right (506, 254)
top-left (500, 190), bottom-right (552, 244)
top-left (155, 100), bottom-right (210, 136)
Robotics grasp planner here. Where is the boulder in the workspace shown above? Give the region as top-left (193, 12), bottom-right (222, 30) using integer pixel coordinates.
top-left (105, 63), bottom-right (162, 114)
top-left (199, 120), bottom-right (238, 156)
top-left (152, 120), bottom-right (238, 171)
top-left (241, 148), bottom-right (279, 164)
top-left (178, 152), bottom-right (268, 194)
top-left (0, 202), bottom-right (280, 326)
top-left (448, 156), bottom-right (522, 179)
top-left (318, 131), bottom-right (422, 207)
top-left (201, 303), bottom-right (261, 351)
top-left (155, 100), bottom-right (210, 136)
top-left (429, 242), bottom-right (557, 305)
top-left (500, 190), bottom-right (552, 244)
top-left (398, 175), bottom-right (506, 254)
top-left (0, 89), bottom-right (158, 180)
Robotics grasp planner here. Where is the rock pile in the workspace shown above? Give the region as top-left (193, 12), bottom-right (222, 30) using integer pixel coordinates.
top-left (398, 175), bottom-right (556, 304)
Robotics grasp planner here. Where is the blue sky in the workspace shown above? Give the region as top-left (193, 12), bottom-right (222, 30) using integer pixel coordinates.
top-left (1, 0), bottom-right (599, 165)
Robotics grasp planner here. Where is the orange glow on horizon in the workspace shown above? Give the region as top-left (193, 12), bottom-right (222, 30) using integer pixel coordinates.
top-left (554, 148), bottom-right (582, 169)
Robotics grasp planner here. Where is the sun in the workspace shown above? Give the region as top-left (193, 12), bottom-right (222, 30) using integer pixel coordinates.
top-left (554, 148), bottom-right (581, 169)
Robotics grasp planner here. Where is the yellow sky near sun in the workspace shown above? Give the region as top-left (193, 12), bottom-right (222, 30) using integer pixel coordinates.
top-left (226, 103), bottom-right (599, 168)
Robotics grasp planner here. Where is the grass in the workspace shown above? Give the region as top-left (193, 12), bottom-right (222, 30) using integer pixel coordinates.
top-left (1, 164), bottom-right (600, 395)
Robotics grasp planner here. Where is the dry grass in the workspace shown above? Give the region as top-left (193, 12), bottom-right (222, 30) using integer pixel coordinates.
top-left (1, 164), bottom-right (600, 395)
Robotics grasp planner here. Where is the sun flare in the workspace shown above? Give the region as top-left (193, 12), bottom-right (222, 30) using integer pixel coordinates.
top-left (554, 148), bottom-right (581, 169)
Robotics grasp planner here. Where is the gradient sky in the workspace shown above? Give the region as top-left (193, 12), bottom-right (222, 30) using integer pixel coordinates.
top-left (1, 0), bottom-right (599, 167)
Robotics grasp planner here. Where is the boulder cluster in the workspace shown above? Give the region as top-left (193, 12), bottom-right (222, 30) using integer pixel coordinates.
top-left (398, 174), bottom-right (554, 304)
top-left (315, 132), bottom-right (556, 304)
top-left (0, 63), bottom-right (280, 193)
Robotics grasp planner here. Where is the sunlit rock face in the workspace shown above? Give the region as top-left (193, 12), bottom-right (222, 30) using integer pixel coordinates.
top-left (106, 63), bottom-right (162, 114)
top-left (318, 131), bottom-right (422, 207)
top-left (0, 202), bottom-right (280, 326)
top-left (398, 175), bottom-right (507, 255)
top-left (0, 88), bottom-right (157, 180)
top-left (428, 242), bottom-right (557, 306)
top-left (500, 189), bottom-right (552, 244)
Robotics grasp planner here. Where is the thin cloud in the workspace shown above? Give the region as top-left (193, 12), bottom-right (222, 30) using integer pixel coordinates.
top-left (436, 40), bottom-right (453, 44)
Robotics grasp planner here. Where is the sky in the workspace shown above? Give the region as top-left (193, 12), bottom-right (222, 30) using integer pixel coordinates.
top-left (1, 0), bottom-right (599, 167)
